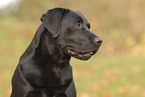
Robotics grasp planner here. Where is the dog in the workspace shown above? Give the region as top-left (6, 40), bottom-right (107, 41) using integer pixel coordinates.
top-left (11, 8), bottom-right (102, 97)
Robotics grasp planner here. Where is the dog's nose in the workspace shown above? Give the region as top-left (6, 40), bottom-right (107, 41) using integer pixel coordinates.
top-left (94, 37), bottom-right (102, 46)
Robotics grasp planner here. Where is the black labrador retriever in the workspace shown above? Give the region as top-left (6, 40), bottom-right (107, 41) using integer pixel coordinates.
top-left (11, 8), bottom-right (102, 97)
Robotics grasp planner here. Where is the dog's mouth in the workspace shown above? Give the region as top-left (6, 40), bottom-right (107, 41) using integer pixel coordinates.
top-left (67, 49), bottom-right (97, 60)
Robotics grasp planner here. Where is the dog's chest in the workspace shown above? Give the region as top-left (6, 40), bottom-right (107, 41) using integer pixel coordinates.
top-left (40, 64), bottom-right (73, 87)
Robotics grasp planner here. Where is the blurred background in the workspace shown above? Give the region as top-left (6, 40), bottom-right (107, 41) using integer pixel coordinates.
top-left (0, 0), bottom-right (145, 97)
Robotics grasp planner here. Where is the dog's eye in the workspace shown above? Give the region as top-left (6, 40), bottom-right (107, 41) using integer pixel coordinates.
top-left (74, 23), bottom-right (81, 28)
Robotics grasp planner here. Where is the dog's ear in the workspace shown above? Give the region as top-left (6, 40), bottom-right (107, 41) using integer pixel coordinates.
top-left (41, 8), bottom-right (68, 38)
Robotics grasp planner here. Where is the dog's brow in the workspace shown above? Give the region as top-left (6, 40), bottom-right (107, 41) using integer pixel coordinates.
top-left (76, 17), bottom-right (83, 23)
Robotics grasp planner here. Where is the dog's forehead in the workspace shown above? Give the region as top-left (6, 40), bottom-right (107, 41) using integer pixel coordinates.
top-left (73, 10), bottom-right (88, 22)
top-left (63, 10), bottom-right (89, 23)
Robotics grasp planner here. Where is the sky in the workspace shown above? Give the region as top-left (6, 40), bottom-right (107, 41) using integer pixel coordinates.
top-left (0, 0), bottom-right (16, 8)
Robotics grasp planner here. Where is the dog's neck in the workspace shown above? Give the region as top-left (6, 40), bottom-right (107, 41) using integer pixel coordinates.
top-left (20, 23), bottom-right (71, 68)
top-left (19, 24), bottom-right (71, 87)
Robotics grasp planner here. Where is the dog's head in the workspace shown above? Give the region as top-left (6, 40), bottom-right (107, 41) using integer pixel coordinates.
top-left (41, 8), bottom-right (102, 60)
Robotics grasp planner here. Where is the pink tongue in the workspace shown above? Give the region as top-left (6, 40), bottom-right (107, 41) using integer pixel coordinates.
top-left (68, 50), bottom-right (94, 55)
top-left (78, 52), bottom-right (94, 57)
top-left (89, 52), bottom-right (94, 54)
top-left (78, 54), bottom-right (89, 57)
top-left (71, 51), bottom-right (78, 55)
top-left (68, 50), bottom-right (78, 55)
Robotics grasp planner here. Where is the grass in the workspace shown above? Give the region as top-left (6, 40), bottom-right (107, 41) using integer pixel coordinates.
top-left (71, 55), bottom-right (145, 97)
